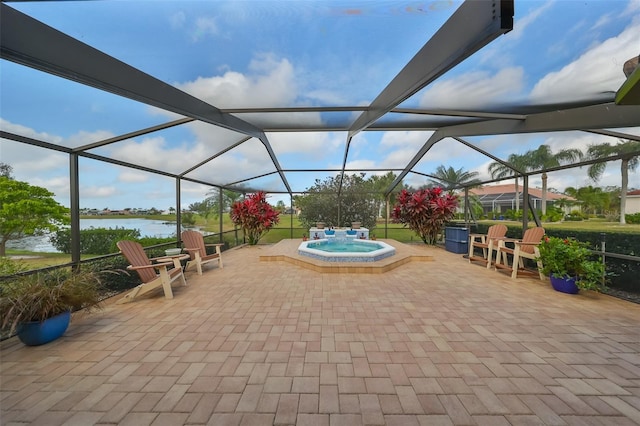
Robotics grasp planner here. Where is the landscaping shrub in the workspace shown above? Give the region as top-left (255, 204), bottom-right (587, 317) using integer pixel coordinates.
top-left (83, 255), bottom-right (136, 295)
top-left (0, 257), bottom-right (28, 276)
top-left (50, 227), bottom-right (142, 255)
top-left (231, 192), bottom-right (280, 245)
top-left (541, 206), bottom-right (563, 223)
top-left (391, 188), bottom-right (458, 245)
top-left (604, 212), bottom-right (619, 222)
top-left (626, 213), bottom-right (640, 224)
top-left (565, 210), bottom-right (584, 221)
top-left (182, 211), bottom-right (196, 226)
top-left (138, 236), bottom-right (178, 247)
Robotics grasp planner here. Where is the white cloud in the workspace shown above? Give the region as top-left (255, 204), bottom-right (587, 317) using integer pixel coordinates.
top-left (29, 176), bottom-right (71, 201)
top-left (65, 129), bottom-right (115, 148)
top-left (0, 137), bottom-right (67, 175)
top-left (476, 1), bottom-right (554, 68)
top-left (418, 67), bottom-right (524, 109)
top-left (421, 138), bottom-right (488, 164)
top-left (107, 136), bottom-right (197, 174)
top-left (81, 185), bottom-right (118, 199)
top-left (592, 14), bottom-right (613, 30)
top-left (380, 131), bottom-right (433, 148)
top-left (624, 0), bottom-right (640, 14)
top-left (119, 170), bottom-right (149, 183)
top-left (175, 54), bottom-right (297, 108)
top-left (270, 132), bottom-right (343, 156)
top-left (191, 17), bottom-right (219, 42)
top-left (0, 118), bottom-right (63, 145)
top-left (538, 132), bottom-right (599, 153)
top-left (169, 11), bottom-right (218, 42)
top-left (305, 89), bottom-right (349, 105)
top-left (509, 0), bottom-right (555, 41)
top-left (530, 20), bottom-right (640, 103)
top-left (379, 148), bottom-right (420, 169)
top-left (184, 139), bottom-right (276, 185)
top-left (344, 159), bottom-right (376, 170)
top-left (170, 11), bottom-right (186, 29)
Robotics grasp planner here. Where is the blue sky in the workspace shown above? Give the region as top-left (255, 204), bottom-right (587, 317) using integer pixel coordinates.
top-left (1, 0), bottom-right (639, 210)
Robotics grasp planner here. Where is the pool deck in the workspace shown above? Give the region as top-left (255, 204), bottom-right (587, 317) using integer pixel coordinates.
top-left (1, 240), bottom-right (639, 425)
top-left (259, 239), bottom-right (433, 273)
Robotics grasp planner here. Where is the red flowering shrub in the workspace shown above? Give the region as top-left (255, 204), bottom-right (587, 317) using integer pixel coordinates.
top-left (391, 187), bottom-right (458, 245)
top-left (230, 192), bottom-right (280, 245)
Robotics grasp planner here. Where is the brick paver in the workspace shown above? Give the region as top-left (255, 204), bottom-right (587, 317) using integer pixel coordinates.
top-left (1, 240), bottom-right (639, 425)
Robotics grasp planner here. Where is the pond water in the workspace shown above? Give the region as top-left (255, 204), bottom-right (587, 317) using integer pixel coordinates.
top-left (7, 218), bottom-right (182, 253)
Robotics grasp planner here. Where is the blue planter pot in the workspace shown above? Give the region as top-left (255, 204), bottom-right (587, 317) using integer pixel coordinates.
top-left (550, 275), bottom-right (579, 294)
top-left (16, 311), bottom-right (71, 346)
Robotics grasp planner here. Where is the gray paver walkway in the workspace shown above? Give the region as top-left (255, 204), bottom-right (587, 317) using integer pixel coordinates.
top-left (1, 240), bottom-right (639, 425)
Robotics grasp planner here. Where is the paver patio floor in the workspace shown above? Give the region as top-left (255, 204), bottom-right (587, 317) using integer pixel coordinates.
top-left (1, 240), bottom-right (639, 425)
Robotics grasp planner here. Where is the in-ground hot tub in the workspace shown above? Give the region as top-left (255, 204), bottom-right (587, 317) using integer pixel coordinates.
top-left (298, 238), bottom-right (395, 262)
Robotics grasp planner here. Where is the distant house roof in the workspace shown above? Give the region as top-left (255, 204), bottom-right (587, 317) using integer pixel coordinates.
top-left (627, 190), bottom-right (640, 196)
top-left (469, 184), bottom-right (575, 201)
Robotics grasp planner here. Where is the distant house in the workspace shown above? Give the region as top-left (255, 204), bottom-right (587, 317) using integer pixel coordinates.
top-left (625, 190), bottom-right (640, 215)
top-left (469, 184), bottom-right (576, 216)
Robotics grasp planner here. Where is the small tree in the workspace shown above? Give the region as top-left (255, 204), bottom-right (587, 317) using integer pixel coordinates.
top-left (391, 187), bottom-right (458, 245)
top-left (181, 210), bottom-right (196, 226)
top-left (189, 199), bottom-right (215, 224)
top-left (0, 163), bottom-right (13, 179)
top-left (295, 173), bottom-right (380, 229)
top-left (0, 177), bottom-right (69, 256)
top-left (230, 192), bottom-right (280, 245)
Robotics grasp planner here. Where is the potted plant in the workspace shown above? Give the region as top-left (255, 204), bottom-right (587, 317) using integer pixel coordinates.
top-left (537, 236), bottom-right (607, 294)
top-left (0, 268), bottom-right (104, 345)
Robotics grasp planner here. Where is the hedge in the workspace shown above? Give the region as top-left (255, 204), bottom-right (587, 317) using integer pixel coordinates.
top-left (50, 227), bottom-right (143, 255)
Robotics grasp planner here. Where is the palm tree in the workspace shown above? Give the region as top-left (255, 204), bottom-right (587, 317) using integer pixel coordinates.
top-left (565, 186), bottom-right (610, 216)
top-left (367, 172), bottom-right (399, 220)
top-left (586, 139), bottom-right (640, 224)
top-left (525, 145), bottom-right (583, 215)
top-left (428, 165), bottom-right (481, 191)
top-left (205, 188), bottom-right (243, 218)
top-left (488, 153), bottom-right (530, 212)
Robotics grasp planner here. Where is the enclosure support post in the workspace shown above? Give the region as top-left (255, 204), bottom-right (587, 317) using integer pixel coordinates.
top-left (528, 194), bottom-right (541, 227)
top-left (219, 188), bottom-right (224, 243)
top-left (176, 178), bottom-right (181, 247)
top-left (600, 232), bottom-right (607, 287)
top-left (522, 175), bottom-right (529, 234)
top-left (69, 153), bottom-right (81, 269)
top-left (464, 187), bottom-right (469, 227)
top-left (385, 194), bottom-right (390, 239)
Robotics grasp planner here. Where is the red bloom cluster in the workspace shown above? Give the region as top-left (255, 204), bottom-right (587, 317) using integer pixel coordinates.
top-left (230, 192), bottom-right (280, 245)
top-left (391, 188), bottom-right (458, 245)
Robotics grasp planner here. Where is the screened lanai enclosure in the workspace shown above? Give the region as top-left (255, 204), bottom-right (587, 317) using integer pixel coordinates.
top-left (1, 0), bottom-right (639, 263)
